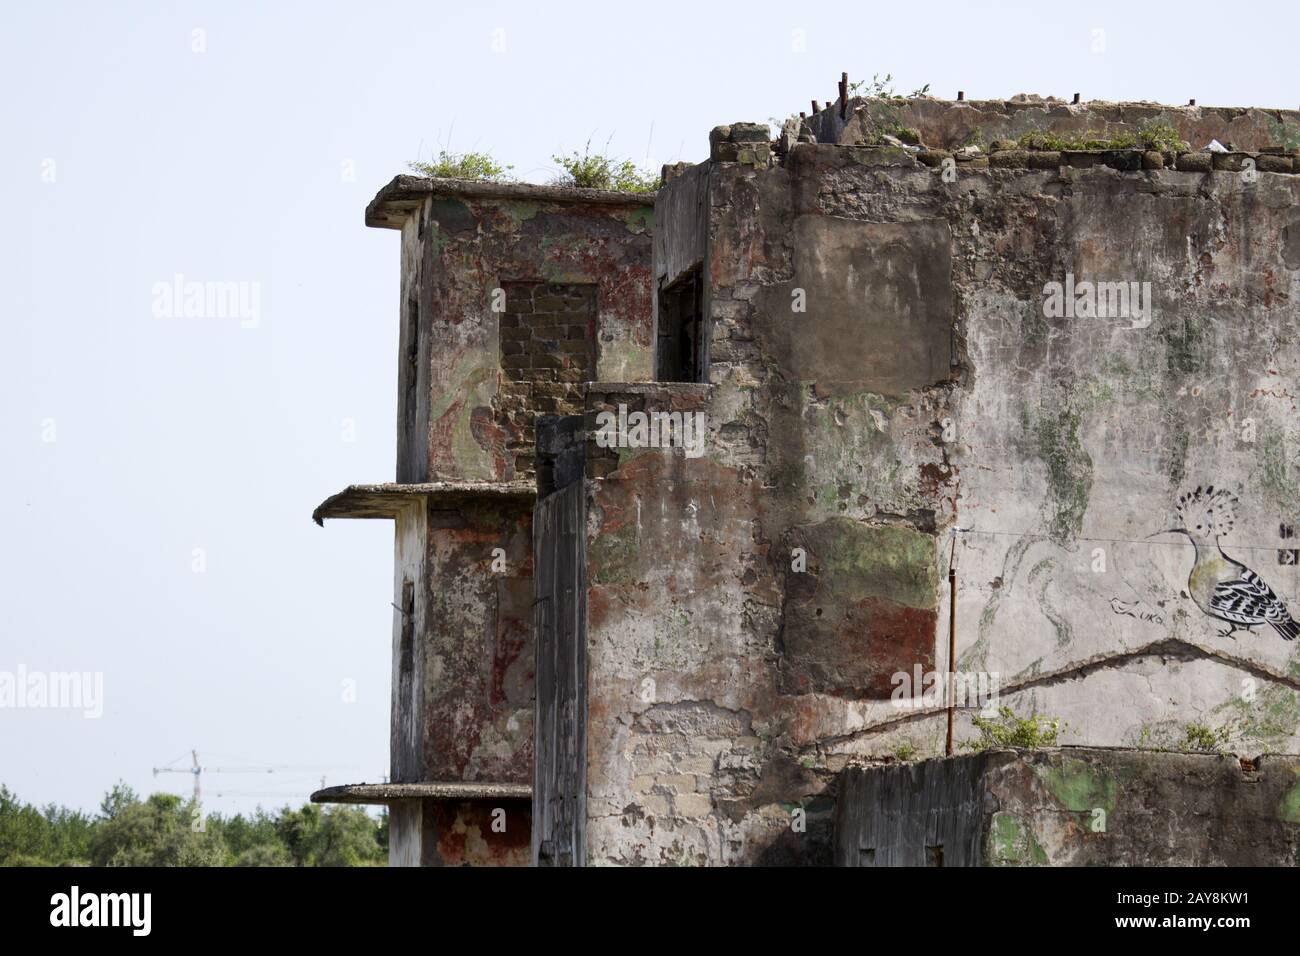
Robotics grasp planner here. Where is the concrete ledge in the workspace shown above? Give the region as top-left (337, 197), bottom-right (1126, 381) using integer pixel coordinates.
top-left (366, 175), bottom-right (656, 229)
top-left (311, 782), bottom-right (532, 805)
top-left (312, 480), bottom-right (536, 525)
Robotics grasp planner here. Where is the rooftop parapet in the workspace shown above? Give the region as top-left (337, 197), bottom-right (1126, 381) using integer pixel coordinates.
top-left (800, 94), bottom-right (1300, 154)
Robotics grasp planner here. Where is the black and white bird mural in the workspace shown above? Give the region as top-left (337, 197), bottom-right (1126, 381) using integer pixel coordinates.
top-left (1153, 486), bottom-right (1299, 641)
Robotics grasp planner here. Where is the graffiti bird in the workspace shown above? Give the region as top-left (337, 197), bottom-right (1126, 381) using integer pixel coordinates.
top-left (1152, 486), bottom-right (1299, 641)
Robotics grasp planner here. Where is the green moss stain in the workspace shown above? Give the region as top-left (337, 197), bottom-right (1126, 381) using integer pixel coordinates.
top-left (989, 812), bottom-right (1047, 865)
top-left (1258, 430), bottom-right (1298, 514)
top-left (1269, 121), bottom-right (1300, 151)
top-left (502, 201), bottom-right (541, 228)
top-left (1030, 835), bottom-right (1048, 864)
top-left (799, 391), bottom-right (907, 512)
top-left (1028, 558), bottom-right (1073, 648)
top-left (804, 518), bottom-right (937, 610)
top-left (1032, 405), bottom-right (1093, 546)
top-left (1214, 682), bottom-right (1300, 751)
top-left (1280, 770), bottom-right (1300, 824)
top-left (624, 207), bottom-right (654, 234)
top-left (588, 523), bottom-right (642, 585)
top-left (1161, 314), bottom-right (1213, 379)
top-left (428, 198), bottom-right (475, 233)
top-left (425, 221), bottom-right (451, 258)
top-left (961, 534), bottom-right (1033, 672)
top-left (765, 375), bottom-right (812, 494)
top-left (1166, 416), bottom-right (1189, 487)
top-left (990, 812), bottom-right (1022, 860)
top-left (1039, 758), bottom-right (1118, 814)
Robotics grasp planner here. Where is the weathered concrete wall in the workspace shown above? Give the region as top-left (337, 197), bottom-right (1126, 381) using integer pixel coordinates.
top-left (582, 384), bottom-right (836, 865)
top-left (578, 124), bottom-right (1300, 865)
top-left (835, 748), bottom-right (1300, 866)
top-left (806, 96), bottom-right (1300, 154)
top-left (423, 497), bottom-right (534, 784)
top-left (653, 161), bottom-right (708, 290)
top-left (364, 178), bottom-right (655, 866)
top-left (389, 797), bottom-right (531, 867)
top-left (426, 798), bottom-right (532, 866)
top-left (377, 179), bottom-right (654, 482)
top-left (391, 502), bottom-right (427, 784)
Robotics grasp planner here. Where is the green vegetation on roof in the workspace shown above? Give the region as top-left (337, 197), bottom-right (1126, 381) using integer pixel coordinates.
top-left (408, 150), bottom-right (514, 182)
top-left (1017, 122), bottom-right (1189, 153)
top-left (551, 140), bottom-right (658, 193)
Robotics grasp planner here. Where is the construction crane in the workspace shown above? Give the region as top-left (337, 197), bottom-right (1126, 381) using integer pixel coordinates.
top-left (152, 750), bottom-right (346, 808)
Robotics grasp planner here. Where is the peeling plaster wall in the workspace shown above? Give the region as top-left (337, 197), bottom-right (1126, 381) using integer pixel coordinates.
top-left (835, 748), bottom-right (1300, 866)
top-left (944, 162), bottom-right (1300, 758)
top-left (427, 799), bottom-right (532, 866)
top-left (390, 798), bottom-right (532, 867)
top-left (583, 385), bottom-right (836, 866)
top-left (423, 498), bottom-right (535, 784)
top-left (399, 193), bottom-right (654, 482)
top-left (578, 140), bottom-right (1300, 865)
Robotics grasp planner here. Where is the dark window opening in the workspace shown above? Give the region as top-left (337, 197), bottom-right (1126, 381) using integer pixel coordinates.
top-left (403, 295), bottom-right (420, 433)
top-left (858, 847), bottom-right (876, 866)
top-left (398, 580), bottom-right (415, 700)
top-left (926, 844), bottom-right (944, 867)
top-left (657, 268), bottom-right (705, 382)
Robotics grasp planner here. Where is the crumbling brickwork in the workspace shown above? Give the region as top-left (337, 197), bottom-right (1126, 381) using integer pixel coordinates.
top-left (498, 281), bottom-right (597, 477)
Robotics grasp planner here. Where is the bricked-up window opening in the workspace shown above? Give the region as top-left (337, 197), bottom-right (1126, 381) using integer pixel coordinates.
top-left (498, 282), bottom-right (597, 477)
top-left (398, 580), bottom-right (414, 704)
top-left (657, 267), bottom-right (704, 382)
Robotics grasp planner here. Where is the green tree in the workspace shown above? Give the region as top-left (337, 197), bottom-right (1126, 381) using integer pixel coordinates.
top-left (276, 803), bottom-right (384, 867)
top-left (90, 793), bottom-right (225, 867)
top-left (233, 843), bottom-right (293, 867)
top-left (0, 785), bottom-right (94, 866)
top-left (0, 783), bottom-right (387, 867)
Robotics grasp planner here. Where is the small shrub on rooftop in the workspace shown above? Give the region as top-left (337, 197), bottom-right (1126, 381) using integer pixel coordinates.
top-left (408, 150), bottom-right (513, 181)
top-left (551, 141), bottom-right (657, 192)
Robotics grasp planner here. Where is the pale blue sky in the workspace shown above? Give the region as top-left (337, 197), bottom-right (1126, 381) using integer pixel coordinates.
top-left (2, 0), bottom-right (1296, 816)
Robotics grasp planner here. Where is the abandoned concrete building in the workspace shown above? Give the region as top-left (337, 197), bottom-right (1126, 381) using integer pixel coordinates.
top-left (311, 92), bottom-right (1300, 866)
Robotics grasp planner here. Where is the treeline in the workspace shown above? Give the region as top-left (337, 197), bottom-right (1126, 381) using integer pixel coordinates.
top-left (0, 783), bottom-right (387, 866)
